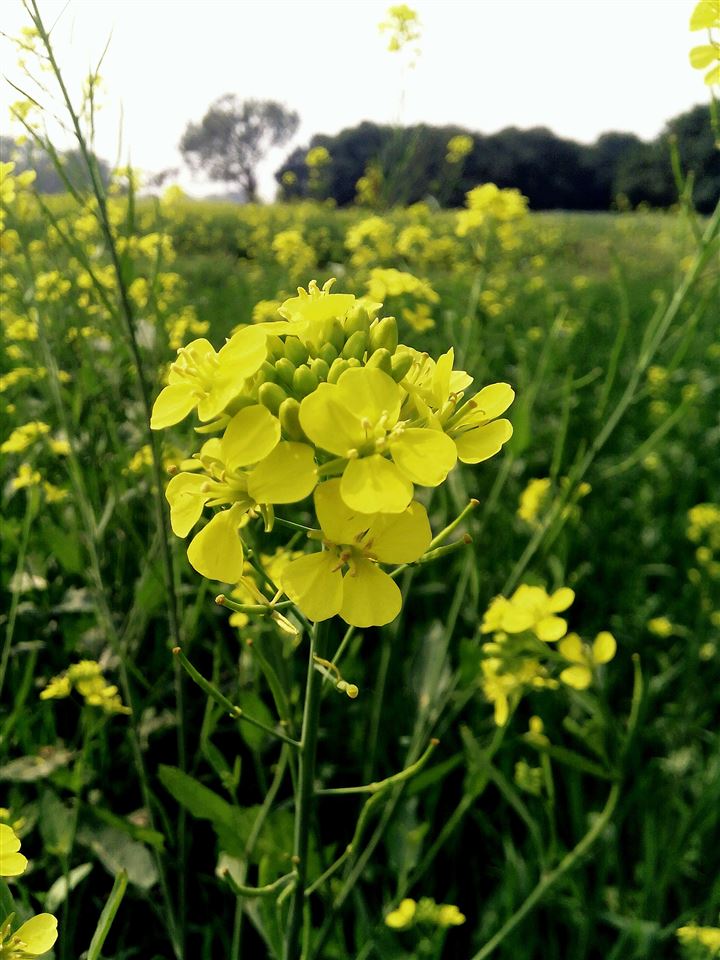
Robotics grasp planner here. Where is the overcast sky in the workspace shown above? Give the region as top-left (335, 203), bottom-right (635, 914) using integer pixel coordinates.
top-left (0, 0), bottom-right (707, 198)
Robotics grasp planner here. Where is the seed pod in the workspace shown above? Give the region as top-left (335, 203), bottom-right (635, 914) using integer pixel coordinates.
top-left (258, 381), bottom-right (287, 415)
top-left (327, 357), bottom-right (350, 384)
top-left (275, 357), bottom-right (296, 387)
top-left (320, 343), bottom-right (338, 365)
top-left (279, 397), bottom-right (307, 441)
top-left (310, 356), bottom-right (330, 381)
top-left (369, 316), bottom-right (398, 355)
top-left (284, 336), bottom-right (308, 367)
top-left (342, 330), bottom-right (368, 361)
top-left (391, 351), bottom-right (414, 382)
top-left (366, 347), bottom-right (393, 377)
top-left (293, 363), bottom-right (319, 397)
top-left (344, 304), bottom-right (371, 337)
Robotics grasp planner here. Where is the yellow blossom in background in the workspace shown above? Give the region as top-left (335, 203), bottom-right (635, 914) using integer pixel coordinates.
top-left (517, 477), bottom-right (552, 525)
top-left (305, 146), bottom-right (330, 169)
top-left (446, 134), bottom-right (473, 164)
top-left (481, 656), bottom-right (556, 726)
top-left (385, 898), bottom-right (416, 929)
top-left (482, 585), bottom-right (575, 642)
top-left (385, 896), bottom-right (465, 930)
top-left (689, 0), bottom-right (720, 86)
top-left (1, 422), bottom-right (50, 454)
top-left (379, 4), bottom-right (421, 59)
top-left (40, 660), bottom-right (130, 715)
top-left (10, 464), bottom-right (41, 492)
top-left (558, 631), bottom-right (617, 690)
top-left (647, 616), bottom-right (675, 638)
top-left (677, 922), bottom-right (720, 957)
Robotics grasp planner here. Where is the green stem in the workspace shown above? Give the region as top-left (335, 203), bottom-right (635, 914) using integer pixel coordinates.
top-left (0, 487), bottom-right (36, 700)
top-left (224, 870), bottom-right (297, 899)
top-left (284, 620), bottom-right (330, 960)
top-left (173, 647), bottom-right (300, 749)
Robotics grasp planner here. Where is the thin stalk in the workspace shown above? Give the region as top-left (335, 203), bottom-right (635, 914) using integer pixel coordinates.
top-left (0, 487), bottom-right (36, 699)
top-left (284, 619), bottom-right (330, 960)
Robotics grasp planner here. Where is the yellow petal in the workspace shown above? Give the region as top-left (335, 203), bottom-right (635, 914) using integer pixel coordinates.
top-left (455, 419), bottom-right (513, 464)
top-left (165, 472), bottom-right (212, 537)
top-left (335, 367), bottom-right (402, 426)
top-left (0, 823), bottom-right (22, 854)
top-left (197, 374), bottom-right (243, 422)
top-left (314, 479), bottom-right (371, 545)
top-left (535, 616), bottom-right (567, 642)
top-left (690, 0), bottom-right (720, 30)
top-left (592, 631), bottom-right (617, 665)
top-left (559, 665), bottom-right (592, 690)
top-left (222, 405), bottom-right (281, 471)
top-left (341, 454), bottom-right (413, 514)
top-left (501, 606), bottom-right (536, 633)
top-left (281, 551), bottom-right (343, 622)
top-left (705, 62), bottom-right (720, 85)
top-left (460, 383), bottom-right (515, 425)
top-left (218, 326), bottom-right (268, 378)
top-left (548, 587), bottom-right (575, 613)
top-left (150, 383), bottom-right (197, 429)
top-left (186, 504), bottom-right (246, 582)
top-left (280, 292), bottom-right (355, 324)
top-left (368, 501), bottom-right (431, 564)
top-left (300, 383), bottom-right (365, 456)
top-left (558, 633), bottom-right (583, 663)
top-left (340, 558), bottom-right (402, 627)
top-left (14, 914), bottom-right (59, 954)
top-left (247, 442), bottom-right (317, 504)
top-left (0, 850), bottom-right (28, 875)
top-left (390, 428), bottom-right (457, 486)
top-left (690, 44), bottom-right (720, 69)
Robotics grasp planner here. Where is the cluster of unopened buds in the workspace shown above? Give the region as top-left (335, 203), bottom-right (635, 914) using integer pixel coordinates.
top-left (152, 280), bottom-right (515, 628)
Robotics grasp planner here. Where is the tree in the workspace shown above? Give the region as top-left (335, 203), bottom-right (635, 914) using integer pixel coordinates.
top-left (180, 96), bottom-right (299, 202)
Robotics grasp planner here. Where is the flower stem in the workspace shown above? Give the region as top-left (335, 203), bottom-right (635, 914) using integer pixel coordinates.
top-left (284, 620), bottom-right (330, 960)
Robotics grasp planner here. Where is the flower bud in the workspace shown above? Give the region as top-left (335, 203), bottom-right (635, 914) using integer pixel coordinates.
top-left (279, 397), bottom-right (307, 441)
top-left (293, 363), bottom-right (319, 397)
top-left (365, 347), bottom-right (393, 376)
top-left (328, 357), bottom-right (350, 383)
top-left (275, 357), bottom-right (296, 387)
top-left (258, 381), bottom-right (287, 415)
top-left (342, 330), bottom-right (368, 361)
top-left (369, 316), bottom-right (398, 354)
top-left (320, 343), bottom-right (338, 365)
top-left (344, 304), bottom-right (371, 337)
top-left (265, 335), bottom-right (285, 360)
top-left (285, 336), bottom-right (309, 366)
top-left (329, 321), bottom-right (345, 352)
top-left (310, 356), bottom-right (330, 381)
top-left (391, 351), bottom-right (414, 382)
top-left (259, 360), bottom-right (278, 383)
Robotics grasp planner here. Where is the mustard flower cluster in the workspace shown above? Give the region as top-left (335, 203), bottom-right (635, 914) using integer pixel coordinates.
top-left (0, 824), bottom-right (58, 958)
top-left (385, 896), bottom-right (465, 930)
top-left (687, 503), bottom-right (720, 580)
top-left (480, 585), bottom-right (616, 724)
top-left (445, 134), bottom-right (474, 165)
top-left (677, 922), bottom-right (720, 959)
top-left (40, 660), bottom-right (130, 715)
top-left (689, 0), bottom-right (720, 86)
top-left (152, 279), bottom-right (514, 628)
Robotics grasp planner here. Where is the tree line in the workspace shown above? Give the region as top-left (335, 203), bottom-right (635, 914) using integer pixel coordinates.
top-left (276, 105), bottom-right (719, 212)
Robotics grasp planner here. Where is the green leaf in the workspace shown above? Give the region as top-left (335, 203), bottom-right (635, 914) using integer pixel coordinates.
top-left (45, 862), bottom-right (93, 913)
top-left (39, 791), bottom-right (76, 857)
top-left (77, 825), bottom-right (158, 890)
top-left (158, 765), bottom-right (234, 828)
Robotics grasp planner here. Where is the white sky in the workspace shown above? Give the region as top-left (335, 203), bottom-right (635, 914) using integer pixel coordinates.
top-left (0, 0), bottom-right (708, 198)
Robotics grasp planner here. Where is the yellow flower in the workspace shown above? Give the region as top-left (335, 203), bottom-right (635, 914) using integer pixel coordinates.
top-left (677, 922), bottom-right (720, 956)
top-left (281, 479), bottom-right (431, 627)
top-left (10, 464), bottom-right (41, 492)
top-left (385, 898), bottom-right (416, 929)
top-left (482, 585), bottom-right (574, 642)
top-left (481, 657), bottom-right (553, 726)
top-left (517, 477), bottom-right (552, 525)
top-left (1, 422), bottom-right (50, 454)
top-left (150, 328), bottom-right (268, 429)
top-left (0, 913), bottom-right (59, 958)
top-left (443, 382), bottom-right (514, 464)
top-left (435, 904), bottom-right (466, 927)
top-left (647, 616), bottom-right (674, 638)
top-left (690, 1), bottom-right (720, 31)
top-left (446, 134), bottom-right (473, 164)
top-left (40, 661), bottom-right (130, 715)
top-left (299, 366), bottom-right (457, 513)
top-left (0, 824), bottom-right (28, 877)
top-left (558, 631), bottom-right (616, 690)
top-left (305, 146), bottom-right (330, 168)
top-left (166, 432), bottom-right (317, 583)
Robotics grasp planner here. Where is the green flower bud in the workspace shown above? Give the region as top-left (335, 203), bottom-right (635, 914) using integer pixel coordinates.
top-left (293, 363), bottom-right (319, 397)
top-left (346, 357), bottom-right (361, 368)
top-left (342, 330), bottom-right (368, 361)
top-left (327, 357), bottom-right (350, 384)
top-left (329, 321), bottom-right (345, 352)
top-left (257, 381), bottom-right (287, 415)
top-left (275, 357), bottom-right (296, 387)
top-left (344, 304), bottom-right (371, 337)
top-left (369, 316), bottom-right (398, 354)
top-left (310, 356), bottom-right (330, 381)
top-left (320, 343), bottom-right (338, 365)
top-left (265, 335), bottom-right (285, 360)
top-left (366, 347), bottom-right (393, 376)
top-left (391, 351), bottom-right (414, 382)
top-left (259, 360), bottom-right (278, 383)
top-left (284, 336), bottom-right (308, 366)
top-left (279, 397), bottom-right (307, 441)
